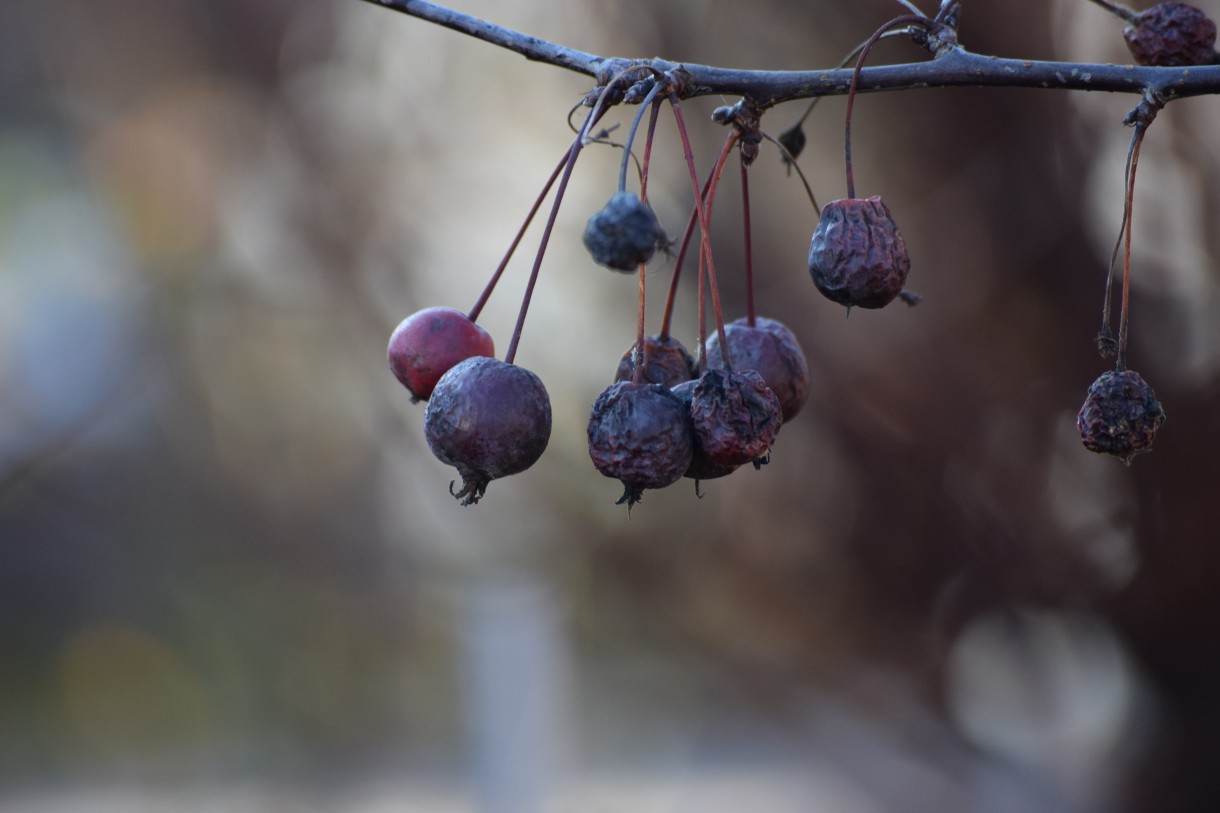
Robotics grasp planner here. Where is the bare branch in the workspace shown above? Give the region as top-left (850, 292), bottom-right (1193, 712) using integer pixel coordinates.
top-left (358, 0), bottom-right (1220, 107)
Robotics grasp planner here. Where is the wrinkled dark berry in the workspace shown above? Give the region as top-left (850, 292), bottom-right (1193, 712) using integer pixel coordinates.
top-left (614, 334), bottom-right (696, 387)
top-left (688, 369), bottom-right (782, 468)
top-left (706, 317), bottom-right (810, 423)
top-left (1125, 2), bottom-right (1217, 66)
top-left (808, 196), bottom-right (911, 310)
top-left (388, 307), bottom-right (495, 402)
top-left (670, 379), bottom-right (740, 481)
top-left (424, 357), bottom-right (551, 504)
top-left (778, 124), bottom-right (807, 164)
top-left (1077, 368), bottom-right (1166, 465)
top-left (583, 191), bottom-right (666, 272)
top-left (587, 381), bottom-right (693, 506)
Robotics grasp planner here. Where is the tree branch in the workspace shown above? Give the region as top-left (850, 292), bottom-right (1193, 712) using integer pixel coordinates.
top-left (359, 0), bottom-right (1220, 107)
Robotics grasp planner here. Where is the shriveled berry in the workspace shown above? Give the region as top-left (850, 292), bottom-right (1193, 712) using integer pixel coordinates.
top-left (424, 357), bottom-right (551, 505)
top-left (670, 379), bottom-right (740, 482)
top-left (614, 334), bottom-right (696, 387)
top-left (808, 196), bottom-right (910, 310)
top-left (588, 381), bottom-right (693, 507)
top-left (1077, 368), bottom-right (1166, 465)
top-left (1125, 2), bottom-right (1217, 67)
top-left (706, 317), bottom-right (810, 423)
top-left (688, 369), bottom-right (782, 468)
top-left (583, 191), bottom-right (666, 272)
top-left (388, 307), bottom-right (495, 402)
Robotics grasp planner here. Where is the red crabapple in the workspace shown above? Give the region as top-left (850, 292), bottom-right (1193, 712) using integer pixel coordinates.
top-left (388, 307), bottom-right (495, 402)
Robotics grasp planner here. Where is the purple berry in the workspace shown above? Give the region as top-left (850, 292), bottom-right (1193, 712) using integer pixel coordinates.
top-left (388, 307), bottom-right (495, 402)
top-left (808, 196), bottom-right (911, 310)
top-left (583, 192), bottom-right (666, 272)
top-left (706, 317), bottom-right (810, 423)
top-left (587, 381), bottom-right (693, 507)
top-left (614, 334), bottom-right (696, 388)
top-left (424, 357), bottom-right (551, 504)
top-left (670, 379), bottom-right (740, 482)
top-left (1125, 2), bottom-right (1217, 67)
top-left (1077, 368), bottom-right (1166, 465)
top-left (688, 369), bottom-right (782, 468)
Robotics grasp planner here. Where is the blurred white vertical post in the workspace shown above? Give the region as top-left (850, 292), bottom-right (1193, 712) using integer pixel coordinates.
top-left (459, 573), bottom-right (570, 813)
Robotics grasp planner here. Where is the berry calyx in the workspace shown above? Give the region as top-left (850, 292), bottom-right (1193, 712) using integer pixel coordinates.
top-left (808, 196), bottom-right (911, 310)
top-left (583, 191), bottom-right (666, 272)
top-left (388, 307), bottom-right (495, 402)
top-left (1124, 2), bottom-right (1217, 66)
top-left (424, 357), bottom-right (551, 505)
top-left (1077, 368), bottom-right (1166, 465)
top-left (614, 334), bottom-right (696, 387)
top-left (587, 381), bottom-right (693, 507)
top-left (706, 317), bottom-right (810, 423)
top-left (688, 369), bottom-right (782, 468)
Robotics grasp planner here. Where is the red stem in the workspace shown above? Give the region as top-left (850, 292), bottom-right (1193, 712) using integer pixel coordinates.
top-left (1117, 124), bottom-right (1146, 370)
top-left (740, 152), bottom-right (755, 327)
top-left (659, 168), bottom-right (714, 340)
top-left (503, 108), bottom-right (600, 364)
top-left (844, 15), bottom-right (926, 199)
top-left (467, 146), bottom-right (570, 322)
top-left (670, 93), bottom-right (737, 370)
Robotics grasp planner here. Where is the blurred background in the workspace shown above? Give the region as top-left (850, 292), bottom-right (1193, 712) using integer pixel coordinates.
top-left (2, 0), bottom-right (1219, 810)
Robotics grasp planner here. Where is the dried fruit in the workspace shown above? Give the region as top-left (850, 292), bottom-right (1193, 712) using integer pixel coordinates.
top-left (424, 357), bottom-right (551, 504)
top-left (614, 334), bottom-right (696, 387)
top-left (587, 381), bottom-right (693, 506)
top-left (706, 317), bottom-right (810, 423)
top-left (688, 369), bottom-right (782, 468)
top-left (1124, 2), bottom-right (1217, 67)
top-left (670, 379), bottom-right (740, 481)
top-left (808, 196), bottom-right (911, 310)
top-left (388, 307), bottom-right (495, 402)
top-left (1077, 368), bottom-right (1166, 464)
top-left (583, 191), bottom-right (666, 272)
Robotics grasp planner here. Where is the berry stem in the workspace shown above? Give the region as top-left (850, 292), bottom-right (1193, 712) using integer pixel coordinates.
top-left (1085, 0), bottom-right (1139, 23)
top-left (619, 84), bottom-right (665, 193)
top-left (1098, 127), bottom-right (1138, 356)
top-left (659, 167), bottom-right (715, 340)
top-left (844, 15), bottom-right (927, 199)
top-left (740, 152), bottom-right (756, 327)
top-left (503, 107), bottom-right (601, 364)
top-left (633, 264), bottom-right (647, 384)
top-left (761, 131), bottom-right (820, 212)
top-left (669, 92), bottom-right (737, 370)
top-left (632, 96), bottom-right (664, 384)
top-left (639, 98), bottom-right (663, 201)
top-left (468, 146), bottom-right (571, 323)
top-left (1117, 120), bottom-right (1148, 370)
top-left (700, 133), bottom-right (741, 371)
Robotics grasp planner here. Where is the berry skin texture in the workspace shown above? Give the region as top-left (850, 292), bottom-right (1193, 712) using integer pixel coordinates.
top-left (1125, 2), bottom-right (1217, 67)
top-left (706, 317), bottom-right (810, 423)
top-left (808, 196), bottom-right (911, 310)
top-left (583, 191), bottom-right (666, 272)
top-left (587, 381), bottom-right (693, 507)
top-left (614, 334), bottom-right (696, 388)
top-left (688, 369), bottom-right (782, 468)
top-left (424, 357), bottom-right (551, 505)
top-left (1077, 369), bottom-right (1166, 465)
top-left (670, 379), bottom-right (740, 482)
top-left (388, 307), bottom-right (495, 402)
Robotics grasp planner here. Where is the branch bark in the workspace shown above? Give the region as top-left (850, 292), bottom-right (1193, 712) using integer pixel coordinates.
top-left (358, 0), bottom-right (1220, 107)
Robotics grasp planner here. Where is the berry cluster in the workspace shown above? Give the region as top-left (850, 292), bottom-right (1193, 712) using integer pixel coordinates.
top-left (387, 1), bottom-right (1191, 506)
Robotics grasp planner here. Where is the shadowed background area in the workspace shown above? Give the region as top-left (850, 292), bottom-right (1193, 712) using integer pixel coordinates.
top-left (2, 0), bottom-right (1219, 810)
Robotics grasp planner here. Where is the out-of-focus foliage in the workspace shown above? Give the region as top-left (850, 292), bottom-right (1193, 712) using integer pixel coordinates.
top-left (2, 0), bottom-right (1219, 810)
